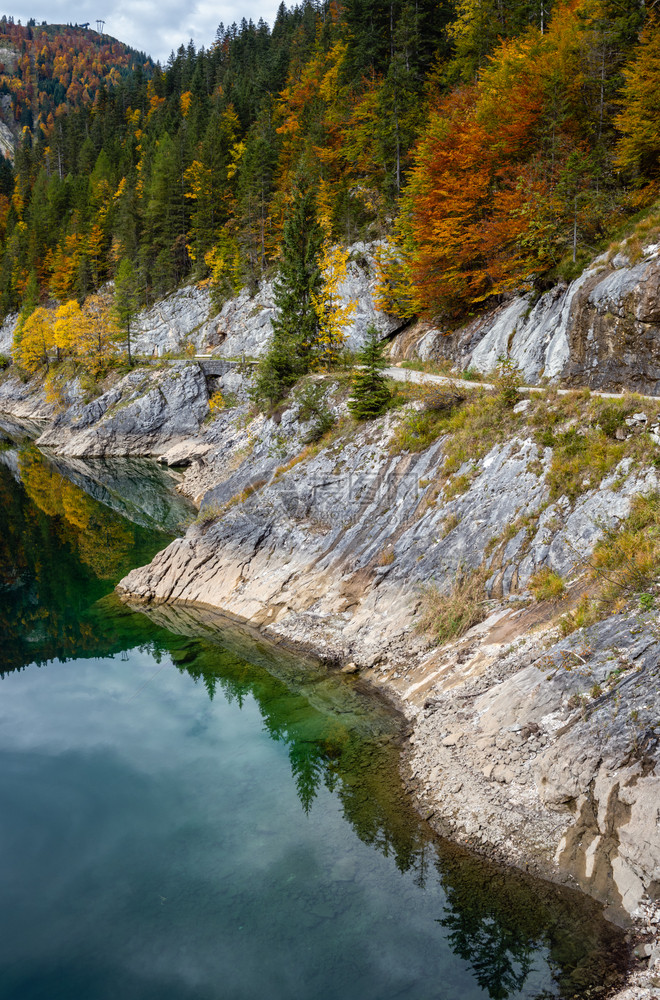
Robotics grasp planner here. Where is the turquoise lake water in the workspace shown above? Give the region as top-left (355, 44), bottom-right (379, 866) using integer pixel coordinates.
top-left (0, 432), bottom-right (625, 1000)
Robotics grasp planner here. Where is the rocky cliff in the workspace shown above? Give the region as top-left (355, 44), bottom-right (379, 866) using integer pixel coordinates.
top-left (132, 242), bottom-right (400, 357)
top-left (36, 363), bottom-right (209, 457)
top-left (113, 374), bottom-right (660, 953)
top-left (391, 243), bottom-right (660, 394)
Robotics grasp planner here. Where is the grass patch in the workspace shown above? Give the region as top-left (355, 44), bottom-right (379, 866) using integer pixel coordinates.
top-left (418, 566), bottom-right (489, 643)
top-left (398, 358), bottom-right (456, 377)
top-left (441, 513), bottom-right (461, 538)
top-left (545, 428), bottom-right (625, 501)
top-left (529, 567), bottom-right (566, 602)
top-left (390, 387), bottom-right (523, 478)
top-left (607, 195), bottom-right (660, 263)
top-left (443, 472), bottom-right (474, 500)
top-left (558, 595), bottom-right (600, 637)
top-left (591, 491), bottom-right (660, 608)
top-left (440, 392), bottom-right (522, 475)
top-left (558, 491), bottom-right (660, 635)
top-left (391, 408), bottom-right (449, 452)
top-left (531, 390), bottom-right (660, 501)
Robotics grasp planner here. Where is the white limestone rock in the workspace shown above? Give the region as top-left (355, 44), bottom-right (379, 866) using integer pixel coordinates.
top-left (0, 312), bottom-right (17, 357)
top-left (131, 241), bottom-right (400, 359)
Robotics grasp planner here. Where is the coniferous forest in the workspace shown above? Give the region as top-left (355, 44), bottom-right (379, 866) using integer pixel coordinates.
top-left (0, 1), bottom-right (657, 330)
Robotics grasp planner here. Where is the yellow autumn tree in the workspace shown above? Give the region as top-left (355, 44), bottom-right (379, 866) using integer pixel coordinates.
top-left (13, 306), bottom-right (52, 373)
top-left (81, 294), bottom-right (120, 362)
top-left (53, 300), bottom-right (86, 359)
top-left (312, 242), bottom-right (356, 367)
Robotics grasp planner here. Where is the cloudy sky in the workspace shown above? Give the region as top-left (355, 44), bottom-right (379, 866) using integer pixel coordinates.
top-left (4, 0), bottom-right (278, 63)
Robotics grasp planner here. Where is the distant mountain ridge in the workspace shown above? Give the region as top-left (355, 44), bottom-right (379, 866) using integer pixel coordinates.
top-left (0, 17), bottom-right (152, 155)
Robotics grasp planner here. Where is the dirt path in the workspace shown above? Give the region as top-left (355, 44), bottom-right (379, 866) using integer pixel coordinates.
top-left (384, 364), bottom-right (659, 401)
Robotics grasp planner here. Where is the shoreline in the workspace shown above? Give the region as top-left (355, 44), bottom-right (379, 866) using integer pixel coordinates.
top-left (3, 365), bottom-right (660, 998)
top-left (120, 593), bottom-right (654, 1000)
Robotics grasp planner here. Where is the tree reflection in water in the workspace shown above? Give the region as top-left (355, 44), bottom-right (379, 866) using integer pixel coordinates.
top-left (0, 437), bottom-right (627, 1000)
top-left (0, 445), bottom-right (172, 672)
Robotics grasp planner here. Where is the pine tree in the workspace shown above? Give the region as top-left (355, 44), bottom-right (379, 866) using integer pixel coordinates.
top-left (348, 325), bottom-right (391, 419)
top-left (253, 182), bottom-right (323, 405)
top-left (114, 258), bottom-right (139, 365)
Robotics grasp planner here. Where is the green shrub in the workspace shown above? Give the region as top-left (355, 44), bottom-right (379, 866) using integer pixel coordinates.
top-left (639, 592), bottom-right (654, 611)
top-left (392, 409), bottom-right (447, 452)
top-left (491, 355), bottom-right (523, 408)
top-left (593, 400), bottom-right (631, 439)
top-left (297, 382), bottom-right (335, 443)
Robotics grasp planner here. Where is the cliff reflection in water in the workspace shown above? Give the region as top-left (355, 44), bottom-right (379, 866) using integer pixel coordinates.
top-left (0, 444), bottom-right (177, 671)
top-left (0, 436), bottom-right (626, 1000)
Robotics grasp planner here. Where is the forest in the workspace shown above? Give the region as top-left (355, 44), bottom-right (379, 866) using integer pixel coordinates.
top-left (0, 0), bottom-right (657, 330)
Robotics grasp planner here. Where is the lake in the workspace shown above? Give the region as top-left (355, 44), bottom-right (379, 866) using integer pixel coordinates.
top-left (0, 427), bottom-right (626, 1000)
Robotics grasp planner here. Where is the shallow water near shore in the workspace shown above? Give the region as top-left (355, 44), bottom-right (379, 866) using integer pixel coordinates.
top-left (0, 432), bottom-right (627, 1000)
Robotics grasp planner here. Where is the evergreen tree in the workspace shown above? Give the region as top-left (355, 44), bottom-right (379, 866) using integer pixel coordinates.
top-left (253, 183), bottom-right (323, 405)
top-left (114, 258), bottom-right (139, 364)
top-left (348, 325), bottom-right (391, 420)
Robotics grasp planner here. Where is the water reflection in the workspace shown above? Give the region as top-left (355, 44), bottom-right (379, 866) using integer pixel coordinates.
top-left (0, 441), bottom-right (180, 672)
top-left (0, 433), bottom-right (627, 1000)
top-left (117, 604), bottom-right (626, 999)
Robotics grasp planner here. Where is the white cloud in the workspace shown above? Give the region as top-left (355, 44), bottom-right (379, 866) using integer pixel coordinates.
top-left (4, 0), bottom-right (278, 63)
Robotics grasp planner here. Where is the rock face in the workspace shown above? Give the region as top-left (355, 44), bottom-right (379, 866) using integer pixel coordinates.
top-left (0, 312), bottom-right (17, 357)
top-left (131, 242), bottom-right (400, 358)
top-left (563, 251), bottom-right (660, 391)
top-left (0, 119), bottom-right (14, 161)
top-left (132, 285), bottom-right (218, 357)
top-left (404, 608), bottom-right (660, 922)
top-left (36, 363), bottom-right (209, 457)
top-left (390, 245), bottom-right (660, 391)
top-left (0, 369), bottom-right (59, 421)
top-left (117, 381), bottom-right (660, 923)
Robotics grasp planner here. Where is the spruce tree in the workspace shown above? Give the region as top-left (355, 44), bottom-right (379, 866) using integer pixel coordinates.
top-left (348, 325), bottom-right (392, 420)
top-left (114, 258), bottom-right (139, 365)
top-left (253, 183), bottom-right (324, 405)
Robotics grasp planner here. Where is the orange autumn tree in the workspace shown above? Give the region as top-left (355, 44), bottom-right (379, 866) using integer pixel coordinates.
top-left (615, 14), bottom-right (660, 185)
top-left (388, 85), bottom-right (554, 315)
top-left (386, 0), bottom-right (607, 317)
